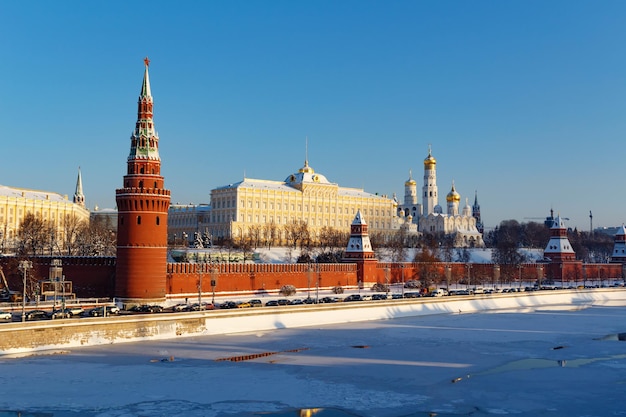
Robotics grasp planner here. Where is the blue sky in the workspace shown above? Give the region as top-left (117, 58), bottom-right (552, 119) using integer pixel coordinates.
top-left (1, 1), bottom-right (625, 231)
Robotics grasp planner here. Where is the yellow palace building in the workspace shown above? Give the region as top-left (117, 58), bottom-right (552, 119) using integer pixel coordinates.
top-left (0, 170), bottom-right (90, 251)
top-left (206, 159), bottom-right (399, 244)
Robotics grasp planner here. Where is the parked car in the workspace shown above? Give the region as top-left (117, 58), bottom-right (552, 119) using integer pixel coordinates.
top-left (0, 311), bottom-right (12, 322)
top-left (319, 297), bottom-right (338, 303)
top-left (237, 302), bottom-right (252, 308)
top-left (277, 299), bottom-right (290, 306)
top-left (429, 289), bottom-right (448, 297)
top-left (371, 293), bottom-right (387, 300)
top-left (391, 293), bottom-right (404, 299)
top-left (25, 310), bottom-right (48, 321)
top-left (289, 299), bottom-right (304, 305)
top-left (48, 309), bottom-right (72, 319)
top-left (303, 297), bottom-right (317, 304)
top-left (344, 294), bottom-right (362, 302)
top-left (172, 303), bottom-right (191, 312)
top-left (265, 300), bottom-right (279, 307)
top-left (403, 292), bottom-right (421, 298)
top-left (88, 306), bottom-right (121, 316)
top-left (65, 306), bottom-right (85, 316)
top-left (219, 301), bottom-right (237, 309)
top-left (249, 299), bottom-right (263, 307)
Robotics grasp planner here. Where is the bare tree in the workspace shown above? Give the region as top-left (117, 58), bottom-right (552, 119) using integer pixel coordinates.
top-left (248, 224), bottom-right (263, 249)
top-left (61, 213), bottom-right (88, 256)
top-left (262, 221), bottom-right (277, 250)
top-left (16, 213), bottom-right (50, 256)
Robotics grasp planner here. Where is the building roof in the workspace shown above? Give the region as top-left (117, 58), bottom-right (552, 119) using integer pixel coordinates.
top-left (0, 184), bottom-right (72, 203)
top-left (213, 169), bottom-right (390, 201)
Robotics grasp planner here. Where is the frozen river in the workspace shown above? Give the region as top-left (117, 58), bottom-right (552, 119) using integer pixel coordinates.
top-left (1, 303), bottom-right (626, 417)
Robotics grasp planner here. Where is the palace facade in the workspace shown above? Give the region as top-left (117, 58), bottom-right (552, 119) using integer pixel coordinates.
top-left (204, 160), bottom-right (400, 244)
top-left (0, 169), bottom-right (90, 251)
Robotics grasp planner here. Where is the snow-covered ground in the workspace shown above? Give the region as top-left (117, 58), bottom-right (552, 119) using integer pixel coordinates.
top-left (2, 300), bottom-right (626, 416)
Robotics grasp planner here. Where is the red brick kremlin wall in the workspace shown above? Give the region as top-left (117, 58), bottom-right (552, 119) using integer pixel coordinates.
top-left (0, 257), bottom-right (622, 300)
top-left (166, 262), bottom-right (358, 297)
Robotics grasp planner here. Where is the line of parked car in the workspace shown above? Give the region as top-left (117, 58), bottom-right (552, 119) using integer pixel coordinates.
top-left (0, 305), bottom-right (122, 322)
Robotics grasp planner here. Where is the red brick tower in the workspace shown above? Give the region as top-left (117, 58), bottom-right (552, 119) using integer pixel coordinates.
top-left (115, 58), bottom-right (171, 303)
top-left (343, 210), bottom-right (378, 284)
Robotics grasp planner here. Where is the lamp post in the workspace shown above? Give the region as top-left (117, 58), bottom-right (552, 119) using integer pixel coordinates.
top-left (307, 264), bottom-right (312, 300)
top-left (315, 263), bottom-right (320, 304)
top-left (401, 264), bottom-right (405, 297)
top-left (385, 267), bottom-right (390, 298)
top-left (493, 264), bottom-right (500, 290)
top-left (517, 264), bottom-right (522, 290)
top-left (445, 264), bottom-right (451, 293)
top-left (19, 260), bottom-right (32, 322)
top-left (466, 263), bottom-right (472, 291)
top-left (210, 267), bottom-right (218, 305)
top-left (197, 262), bottom-right (203, 307)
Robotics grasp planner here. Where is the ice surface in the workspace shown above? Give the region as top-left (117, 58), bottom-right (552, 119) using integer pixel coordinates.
top-left (1, 304), bottom-right (626, 417)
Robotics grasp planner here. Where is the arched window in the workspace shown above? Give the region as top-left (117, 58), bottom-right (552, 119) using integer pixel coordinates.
top-left (137, 215), bottom-right (141, 225)
top-left (156, 216), bottom-right (160, 225)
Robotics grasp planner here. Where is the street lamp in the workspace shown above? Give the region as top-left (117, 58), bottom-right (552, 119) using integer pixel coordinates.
top-left (19, 260), bottom-right (33, 322)
top-left (466, 263), bottom-right (472, 291)
top-left (210, 267), bottom-right (218, 305)
top-left (445, 264), bottom-right (451, 293)
top-left (197, 262), bottom-right (203, 307)
top-left (307, 264), bottom-right (312, 300)
top-left (385, 267), bottom-right (390, 298)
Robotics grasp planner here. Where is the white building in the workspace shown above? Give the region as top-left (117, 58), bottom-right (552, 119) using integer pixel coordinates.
top-left (397, 147), bottom-right (484, 247)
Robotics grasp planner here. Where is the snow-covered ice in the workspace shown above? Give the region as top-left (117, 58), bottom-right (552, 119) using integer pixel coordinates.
top-left (2, 303), bottom-right (626, 417)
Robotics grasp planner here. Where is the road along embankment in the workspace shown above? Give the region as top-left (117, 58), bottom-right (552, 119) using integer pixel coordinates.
top-left (1, 289), bottom-right (625, 355)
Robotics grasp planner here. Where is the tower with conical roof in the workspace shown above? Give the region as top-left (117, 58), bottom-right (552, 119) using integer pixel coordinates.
top-left (73, 167), bottom-right (85, 208)
top-left (472, 191), bottom-right (483, 233)
top-left (543, 214), bottom-right (581, 284)
top-left (343, 210), bottom-right (377, 284)
top-left (115, 58), bottom-right (171, 303)
top-left (610, 225), bottom-right (626, 264)
top-left (422, 146), bottom-right (438, 216)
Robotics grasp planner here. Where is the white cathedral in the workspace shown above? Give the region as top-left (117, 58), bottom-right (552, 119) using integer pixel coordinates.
top-left (396, 147), bottom-right (484, 247)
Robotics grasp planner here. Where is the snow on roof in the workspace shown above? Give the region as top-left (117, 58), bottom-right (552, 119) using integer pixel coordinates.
top-left (212, 178), bottom-right (389, 200)
top-left (0, 184), bottom-right (70, 203)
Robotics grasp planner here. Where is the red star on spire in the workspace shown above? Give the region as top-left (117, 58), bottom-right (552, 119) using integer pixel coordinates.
top-left (144, 56), bottom-right (150, 67)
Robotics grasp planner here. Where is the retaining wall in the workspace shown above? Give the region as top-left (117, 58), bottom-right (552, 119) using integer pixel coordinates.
top-left (1, 289), bottom-right (625, 355)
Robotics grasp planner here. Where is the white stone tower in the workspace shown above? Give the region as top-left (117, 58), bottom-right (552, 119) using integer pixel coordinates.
top-left (422, 146), bottom-right (438, 216)
top-left (446, 181), bottom-right (460, 216)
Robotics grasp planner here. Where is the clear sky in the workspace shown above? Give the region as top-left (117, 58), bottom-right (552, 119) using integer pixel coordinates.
top-left (1, 1), bottom-right (625, 231)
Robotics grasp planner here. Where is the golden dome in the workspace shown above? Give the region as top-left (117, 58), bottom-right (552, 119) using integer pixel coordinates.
top-left (424, 147), bottom-right (436, 168)
top-left (446, 183), bottom-right (461, 202)
top-left (405, 169), bottom-right (416, 186)
top-left (298, 160), bottom-right (315, 174)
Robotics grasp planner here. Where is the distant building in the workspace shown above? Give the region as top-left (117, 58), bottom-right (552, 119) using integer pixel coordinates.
top-left (397, 147), bottom-right (484, 247)
top-left (167, 203), bottom-right (211, 246)
top-left (0, 171), bottom-right (90, 251)
top-left (90, 206), bottom-right (118, 232)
